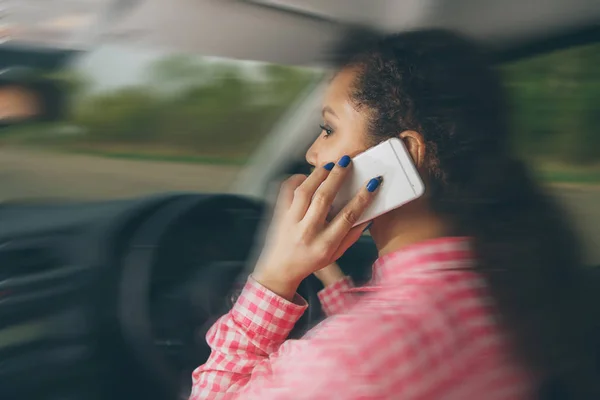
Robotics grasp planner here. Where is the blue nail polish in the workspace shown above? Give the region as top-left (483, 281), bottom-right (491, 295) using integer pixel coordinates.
top-left (323, 162), bottom-right (335, 171)
top-left (363, 222), bottom-right (373, 232)
top-left (338, 155), bottom-right (351, 168)
top-left (366, 176), bottom-right (382, 192)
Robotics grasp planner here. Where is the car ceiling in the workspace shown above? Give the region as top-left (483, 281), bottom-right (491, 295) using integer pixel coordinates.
top-left (98, 0), bottom-right (600, 65)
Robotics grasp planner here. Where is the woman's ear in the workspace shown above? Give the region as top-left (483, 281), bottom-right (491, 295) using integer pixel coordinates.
top-left (399, 130), bottom-right (426, 168)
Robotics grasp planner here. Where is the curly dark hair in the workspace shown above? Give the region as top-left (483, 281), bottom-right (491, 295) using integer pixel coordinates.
top-left (333, 29), bottom-right (599, 398)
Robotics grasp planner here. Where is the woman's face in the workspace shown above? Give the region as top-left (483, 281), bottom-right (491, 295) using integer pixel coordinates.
top-left (305, 68), bottom-right (371, 168)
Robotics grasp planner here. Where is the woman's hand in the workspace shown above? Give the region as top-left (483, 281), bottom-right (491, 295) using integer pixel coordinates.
top-left (314, 263), bottom-right (346, 287)
top-left (252, 156), bottom-right (381, 300)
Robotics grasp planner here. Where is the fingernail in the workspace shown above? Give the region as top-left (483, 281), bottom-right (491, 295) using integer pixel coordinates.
top-left (366, 176), bottom-right (383, 192)
top-left (338, 155), bottom-right (351, 168)
top-left (363, 222), bottom-right (373, 232)
top-left (323, 162), bottom-right (335, 171)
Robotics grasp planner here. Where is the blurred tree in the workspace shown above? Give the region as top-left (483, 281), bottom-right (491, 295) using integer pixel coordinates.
top-left (261, 64), bottom-right (320, 105)
top-left (67, 54), bottom-right (318, 161)
top-left (146, 54), bottom-right (211, 94)
top-left (74, 86), bottom-right (161, 143)
top-left (46, 44), bottom-right (600, 169)
top-left (502, 42), bottom-right (600, 165)
top-left (145, 57), bottom-right (318, 157)
top-left (4, 41), bottom-right (591, 169)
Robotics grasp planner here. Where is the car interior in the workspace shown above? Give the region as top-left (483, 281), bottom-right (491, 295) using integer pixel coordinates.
top-left (0, 1), bottom-right (599, 399)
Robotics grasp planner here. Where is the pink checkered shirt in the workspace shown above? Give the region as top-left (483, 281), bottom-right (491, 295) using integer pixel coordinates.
top-left (190, 237), bottom-right (533, 399)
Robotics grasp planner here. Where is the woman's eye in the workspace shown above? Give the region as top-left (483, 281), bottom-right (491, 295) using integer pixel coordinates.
top-left (319, 124), bottom-right (334, 137)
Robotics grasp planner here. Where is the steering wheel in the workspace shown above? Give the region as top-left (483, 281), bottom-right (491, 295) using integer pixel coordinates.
top-left (118, 195), bottom-right (321, 399)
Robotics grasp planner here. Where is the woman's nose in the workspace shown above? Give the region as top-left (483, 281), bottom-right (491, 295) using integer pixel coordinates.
top-left (305, 143), bottom-right (318, 167)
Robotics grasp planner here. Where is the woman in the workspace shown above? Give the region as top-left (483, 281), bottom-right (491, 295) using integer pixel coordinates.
top-left (190, 30), bottom-right (597, 399)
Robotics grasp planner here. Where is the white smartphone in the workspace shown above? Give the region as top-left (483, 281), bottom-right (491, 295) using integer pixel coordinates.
top-left (329, 137), bottom-right (425, 227)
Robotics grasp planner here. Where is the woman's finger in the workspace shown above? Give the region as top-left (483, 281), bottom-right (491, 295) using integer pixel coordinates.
top-left (302, 155), bottom-right (353, 226)
top-left (320, 176), bottom-right (381, 247)
top-left (274, 174), bottom-right (307, 220)
top-left (288, 162), bottom-right (334, 221)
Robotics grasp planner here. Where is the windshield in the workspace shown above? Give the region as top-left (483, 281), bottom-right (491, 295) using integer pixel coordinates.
top-left (0, 37), bottom-right (322, 199)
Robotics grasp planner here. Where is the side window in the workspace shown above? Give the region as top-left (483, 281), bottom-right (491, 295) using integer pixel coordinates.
top-left (0, 50), bottom-right (321, 200)
top-left (501, 42), bottom-right (600, 265)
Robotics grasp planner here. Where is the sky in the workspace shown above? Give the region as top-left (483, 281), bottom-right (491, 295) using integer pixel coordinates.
top-left (71, 42), bottom-right (281, 93)
top-left (73, 43), bottom-right (164, 92)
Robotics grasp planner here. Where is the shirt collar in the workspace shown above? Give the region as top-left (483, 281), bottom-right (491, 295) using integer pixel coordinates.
top-left (370, 236), bottom-right (475, 285)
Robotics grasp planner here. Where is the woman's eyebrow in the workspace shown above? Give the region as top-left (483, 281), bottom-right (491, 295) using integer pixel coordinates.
top-left (322, 106), bottom-right (337, 118)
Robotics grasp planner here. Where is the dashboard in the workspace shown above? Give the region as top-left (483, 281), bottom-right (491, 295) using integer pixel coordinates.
top-left (0, 194), bottom-right (265, 400)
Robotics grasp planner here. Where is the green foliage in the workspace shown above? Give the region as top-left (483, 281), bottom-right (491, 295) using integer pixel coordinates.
top-left (64, 56), bottom-right (321, 160)
top-left (502, 42), bottom-right (600, 165)
top-left (74, 87), bottom-right (162, 142)
top-left (146, 54), bottom-right (213, 93)
top-left (6, 43), bottom-right (599, 172)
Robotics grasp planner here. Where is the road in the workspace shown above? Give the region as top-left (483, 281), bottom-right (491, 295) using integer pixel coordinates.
top-left (0, 147), bottom-right (241, 200)
top-left (1, 147), bottom-right (599, 265)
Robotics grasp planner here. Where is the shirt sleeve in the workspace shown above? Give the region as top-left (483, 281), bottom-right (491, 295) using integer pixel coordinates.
top-left (317, 275), bottom-right (359, 316)
top-left (189, 277), bottom-right (446, 400)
